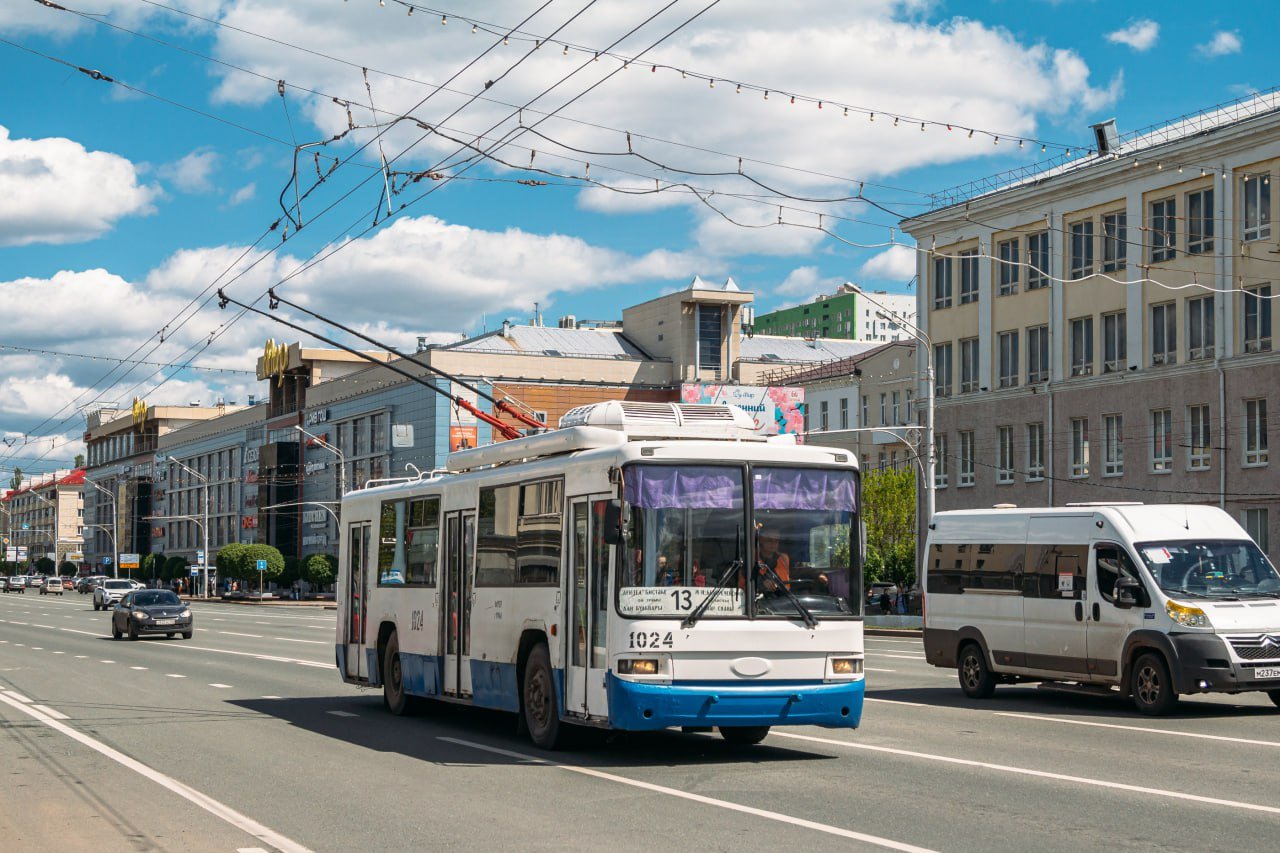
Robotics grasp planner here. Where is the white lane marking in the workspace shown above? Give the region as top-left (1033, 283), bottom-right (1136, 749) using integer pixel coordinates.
top-left (869, 653), bottom-right (927, 661)
top-left (52, 651), bottom-right (64, 655)
top-left (0, 693), bottom-right (312, 852)
top-left (166, 674), bottom-right (187, 678)
top-left (31, 647), bottom-right (43, 650)
top-left (327, 710), bottom-right (358, 717)
top-left (865, 697), bottom-right (927, 708)
top-left (239, 848), bottom-right (270, 852)
top-left (772, 731), bottom-right (1280, 817)
top-left (9, 621), bottom-right (28, 626)
top-left (218, 632), bottom-right (264, 639)
top-left (212, 618), bottom-right (226, 622)
top-left (209, 683), bottom-right (233, 689)
top-left (31, 704), bottom-right (68, 720)
top-left (866, 667), bottom-right (897, 673)
top-left (441, 736), bottom-right (935, 851)
top-left (0, 640), bottom-right (6, 643)
top-left (995, 712), bottom-right (1280, 749)
top-left (74, 655), bottom-right (87, 659)
top-left (99, 660), bottom-right (114, 664)
top-left (273, 637), bottom-right (326, 645)
top-left (3, 691), bottom-right (32, 703)
top-left (34, 624), bottom-right (57, 629)
top-left (262, 696), bottom-right (282, 700)
top-left (15, 643), bottom-right (24, 647)
top-left (130, 666), bottom-right (148, 671)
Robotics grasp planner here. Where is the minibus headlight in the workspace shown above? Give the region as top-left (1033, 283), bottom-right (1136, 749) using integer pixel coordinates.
top-left (1166, 599), bottom-right (1210, 628)
top-left (617, 658), bottom-right (659, 675)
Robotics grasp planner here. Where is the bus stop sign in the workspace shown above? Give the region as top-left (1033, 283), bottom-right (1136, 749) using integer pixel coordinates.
top-left (256, 559), bottom-right (268, 571)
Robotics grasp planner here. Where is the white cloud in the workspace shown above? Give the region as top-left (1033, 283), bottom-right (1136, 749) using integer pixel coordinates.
top-left (774, 266), bottom-right (842, 298)
top-left (1198, 31), bottom-right (1242, 58)
top-left (159, 149), bottom-right (219, 193)
top-left (1106, 20), bottom-right (1159, 52)
top-left (227, 182), bottom-right (257, 206)
top-left (858, 245), bottom-right (917, 281)
top-left (0, 126), bottom-right (157, 247)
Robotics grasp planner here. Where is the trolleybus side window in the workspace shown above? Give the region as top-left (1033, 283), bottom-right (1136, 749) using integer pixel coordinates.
top-left (378, 497), bottom-right (440, 586)
top-left (516, 480), bottom-right (563, 586)
top-left (476, 485), bottom-right (518, 586)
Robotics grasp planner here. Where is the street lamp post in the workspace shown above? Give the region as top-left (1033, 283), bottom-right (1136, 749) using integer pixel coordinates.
top-left (85, 479), bottom-right (119, 579)
top-left (870, 308), bottom-right (935, 528)
top-left (166, 457), bottom-right (209, 598)
top-left (143, 514), bottom-right (205, 594)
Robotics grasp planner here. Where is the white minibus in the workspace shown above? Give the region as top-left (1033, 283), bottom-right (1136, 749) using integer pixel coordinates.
top-left (922, 503), bottom-right (1280, 714)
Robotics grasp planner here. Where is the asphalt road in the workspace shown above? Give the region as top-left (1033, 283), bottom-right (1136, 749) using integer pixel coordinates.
top-left (3, 592), bottom-right (1280, 852)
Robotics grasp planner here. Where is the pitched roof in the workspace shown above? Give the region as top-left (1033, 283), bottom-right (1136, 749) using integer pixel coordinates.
top-left (444, 325), bottom-right (651, 360)
top-left (739, 335), bottom-right (879, 364)
top-left (2, 469), bottom-right (85, 501)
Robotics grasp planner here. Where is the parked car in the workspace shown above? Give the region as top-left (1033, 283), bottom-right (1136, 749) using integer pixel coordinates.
top-left (40, 576), bottom-right (64, 595)
top-left (7, 576), bottom-right (26, 594)
top-left (111, 589), bottom-right (192, 640)
top-left (93, 579), bottom-right (135, 611)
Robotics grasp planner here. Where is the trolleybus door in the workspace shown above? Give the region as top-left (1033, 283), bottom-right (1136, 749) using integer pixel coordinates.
top-left (565, 497), bottom-right (611, 718)
top-left (345, 522), bottom-right (371, 681)
top-left (442, 511), bottom-right (476, 697)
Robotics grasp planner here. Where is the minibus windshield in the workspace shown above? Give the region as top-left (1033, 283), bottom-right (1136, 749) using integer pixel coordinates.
top-left (1135, 540), bottom-right (1280, 598)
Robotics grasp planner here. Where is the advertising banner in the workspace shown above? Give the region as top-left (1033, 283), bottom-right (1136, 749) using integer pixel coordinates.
top-left (680, 384), bottom-right (806, 439)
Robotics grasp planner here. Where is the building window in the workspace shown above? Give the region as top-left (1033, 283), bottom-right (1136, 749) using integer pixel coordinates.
top-left (1027, 324), bottom-right (1049, 384)
top-left (1069, 220), bottom-right (1094, 279)
top-left (1069, 316), bottom-right (1094, 376)
top-left (933, 257), bottom-right (953, 310)
top-left (1027, 422), bottom-right (1045, 480)
top-left (997, 239), bottom-right (1020, 296)
top-left (1103, 414), bottom-right (1124, 477)
top-left (891, 391), bottom-right (901, 425)
top-left (1242, 173), bottom-right (1272, 242)
top-left (1151, 408), bottom-right (1173, 473)
top-left (1243, 284), bottom-right (1273, 353)
top-left (1245, 399), bottom-right (1269, 466)
top-left (998, 330), bottom-right (1019, 389)
top-left (1101, 211), bottom-right (1127, 273)
top-left (959, 431), bottom-right (975, 487)
top-left (1186, 188), bottom-right (1214, 254)
top-left (1188, 405), bottom-right (1211, 470)
top-left (934, 435), bottom-right (948, 488)
top-left (960, 338), bottom-right (979, 394)
top-left (879, 393), bottom-right (887, 426)
top-left (1150, 197), bottom-right (1177, 262)
top-left (1186, 295), bottom-right (1215, 361)
top-left (839, 398), bottom-right (848, 430)
top-left (696, 304), bottom-right (723, 379)
top-left (819, 400), bottom-right (829, 431)
top-left (1243, 508), bottom-right (1270, 552)
top-left (1070, 417), bottom-right (1090, 477)
top-left (1151, 302), bottom-right (1177, 365)
top-left (997, 426), bottom-right (1014, 484)
top-left (1025, 231), bottom-right (1049, 290)
top-left (958, 250), bottom-right (979, 304)
top-left (934, 343), bottom-right (953, 398)
top-left (1096, 314), bottom-right (1124, 377)
top-left (861, 395), bottom-right (869, 427)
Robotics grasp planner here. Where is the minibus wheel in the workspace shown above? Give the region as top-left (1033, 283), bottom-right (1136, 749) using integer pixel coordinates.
top-left (958, 642), bottom-right (996, 699)
top-left (1131, 651), bottom-right (1178, 716)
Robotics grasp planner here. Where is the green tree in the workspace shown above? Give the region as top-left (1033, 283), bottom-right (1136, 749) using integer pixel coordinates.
top-left (74, 453), bottom-right (85, 468)
top-left (35, 556), bottom-right (54, 574)
top-left (215, 543), bottom-right (249, 581)
top-left (58, 560), bottom-right (76, 576)
top-left (861, 466), bottom-right (917, 590)
top-left (278, 555), bottom-right (301, 587)
top-left (143, 552), bottom-right (166, 580)
top-left (304, 553), bottom-right (337, 590)
top-left (244, 544), bottom-right (285, 593)
top-left (164, 556), bottom-right (190, 583)
top-left (9, 468), bottom-right (22, 491)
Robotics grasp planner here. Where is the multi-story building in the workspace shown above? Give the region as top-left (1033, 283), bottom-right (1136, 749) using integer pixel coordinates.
top-left (903, 91), bottom-right (1280, 561)
top-left (2, 469), bottom-right (84, 568)
top-left (754, 283), bottom-right (916, 342)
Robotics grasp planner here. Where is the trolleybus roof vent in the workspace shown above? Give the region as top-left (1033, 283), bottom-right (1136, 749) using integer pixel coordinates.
top-left (559, 400), bottom-right (759, 439)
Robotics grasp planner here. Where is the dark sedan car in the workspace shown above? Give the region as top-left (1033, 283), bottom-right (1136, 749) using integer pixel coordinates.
top-left (111, 590), bottom-right (193, 640)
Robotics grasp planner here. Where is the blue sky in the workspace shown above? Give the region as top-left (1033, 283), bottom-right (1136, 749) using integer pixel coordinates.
top-left (0, 0), bottom-right (1269, 472)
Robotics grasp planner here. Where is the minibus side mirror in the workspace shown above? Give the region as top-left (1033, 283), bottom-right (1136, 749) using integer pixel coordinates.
top-left (602, 500), bottom-right (625, 545)
top-left (1114, 576), bottom-right (1140, 609)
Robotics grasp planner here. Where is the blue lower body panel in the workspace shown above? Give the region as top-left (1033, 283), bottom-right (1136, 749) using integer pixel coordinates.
top-left (469, 659), bottom-right (520, 712)
top-left (607, 675), bottom-right (864, 731)
top-left (403, 652), bottom-right (443, 697)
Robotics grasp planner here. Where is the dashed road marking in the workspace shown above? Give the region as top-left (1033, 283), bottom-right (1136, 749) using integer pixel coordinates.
top-left (219, 631), bottom-right (263, 639)
top-left (99, 660), bottom-right (114, 664)
top-left (166, 674), bottom-right (187, 678)
top-left (209, 683), bottom-right (233, 689)
top-left (995, 712), bottom-right (1280, 748)
top-left (273, 638), bottom-right (325, 645)
top-left (866, 667), bottom-right (896, 673)
top-left (130, 666), bottom-right (148, 671)
top-left (327, 710), bottom-right (358, 718)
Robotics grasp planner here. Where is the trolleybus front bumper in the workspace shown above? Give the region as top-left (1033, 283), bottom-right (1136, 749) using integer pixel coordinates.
top-left (606, 674), bottom-right (863, 730)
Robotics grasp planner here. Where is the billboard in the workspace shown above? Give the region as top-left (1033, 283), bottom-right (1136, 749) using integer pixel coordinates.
top-left (680, 384), bottom-right (806, 438)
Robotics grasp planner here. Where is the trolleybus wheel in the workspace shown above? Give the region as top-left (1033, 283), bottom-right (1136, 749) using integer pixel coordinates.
top-left (522, 643), bottom-right (563, 749)
top-left (382, 631), bottom-right (415, 716)
top-left (1131, 651), bottom-right (1178, 716)
top-left (718, 726), bottom-right (770, 745)
top-left (958, 642), bottom-right (996, 699)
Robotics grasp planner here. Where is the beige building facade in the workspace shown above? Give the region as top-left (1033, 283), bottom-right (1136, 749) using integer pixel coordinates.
top-left (2, 470), bottom-right (85, 568)
top-left (903, 94), bottom-right (1280, 562)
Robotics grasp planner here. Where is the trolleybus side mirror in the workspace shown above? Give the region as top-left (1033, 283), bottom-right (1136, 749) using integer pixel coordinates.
top-left (602, 500), bottom-right (625, 545)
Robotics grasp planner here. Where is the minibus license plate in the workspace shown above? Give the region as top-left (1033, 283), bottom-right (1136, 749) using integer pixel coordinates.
top-left (1255, 667), bottom-right (1280, 679)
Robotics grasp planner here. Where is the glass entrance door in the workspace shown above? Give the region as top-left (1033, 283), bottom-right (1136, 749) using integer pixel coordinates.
top-left (565, 497), bottom-right (611, 718)
top-left (442, 511), bottom-right (475, 697)
top-left (344, 522), bottom-right (370, 680)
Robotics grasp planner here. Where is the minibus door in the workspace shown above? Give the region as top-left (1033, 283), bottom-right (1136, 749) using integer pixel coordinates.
top-left (1086, 543), bottom-right (1144, 681)
top-left (1023, 520), bottom-right (1089, 677)
top-left (442, 511), bottom-right (476, 698)
top-left (565, 497), bottom-right (611, 718)
top-left (344, 522), bottom-right (371, 681)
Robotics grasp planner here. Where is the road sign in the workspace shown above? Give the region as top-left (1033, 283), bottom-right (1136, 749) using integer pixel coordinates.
top-left (103, 556), bottom-right (113, 565)
top-left (190, 567), bottom-right (199, 576)
top-left (119, 553), bottom-right (140, 569)
top-left (67, 552), bottom-right (84, 563)
top-left (255, 559), bottom-right (268, 571)
top-left (197, 550), bottom-right (205, 560)
top-left (21, 522), bottom-right (29, 530)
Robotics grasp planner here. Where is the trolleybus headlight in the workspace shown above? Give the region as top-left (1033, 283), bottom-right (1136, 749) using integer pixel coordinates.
top-left (831, 658), bottom-right (862, 675)
top-left (617, 658), bottom-right (660, 675)
top-left (1166, 600), bottom-right (1210, 628)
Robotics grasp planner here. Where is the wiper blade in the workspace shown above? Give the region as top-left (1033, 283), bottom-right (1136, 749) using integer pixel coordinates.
top-left (1168, 588), bottom-right (1209, 598)
top-left (682, 560), bottom-right (741, 629)
top-left (760, 563), bottom-right (818, 629)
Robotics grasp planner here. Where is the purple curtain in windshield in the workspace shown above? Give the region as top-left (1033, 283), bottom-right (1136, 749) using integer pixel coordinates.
top-left (625, 465), bottom-right (743, 509)
top-left (752, 467), bottom-right (857, 511)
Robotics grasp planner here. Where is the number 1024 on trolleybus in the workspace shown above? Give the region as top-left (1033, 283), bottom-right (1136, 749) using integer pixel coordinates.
top-left (335, 401), bottom-right (866, 748)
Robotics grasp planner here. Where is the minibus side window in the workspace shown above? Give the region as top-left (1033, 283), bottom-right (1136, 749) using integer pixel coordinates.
top-left (927, 543), bottom-right (967, 594)
top-left (1028, 543), bottom-right (1088, 599)
top-left (968, 543), bottom-right (1023, 591)
top-left (1095, 544), bottom-right (1145, 605)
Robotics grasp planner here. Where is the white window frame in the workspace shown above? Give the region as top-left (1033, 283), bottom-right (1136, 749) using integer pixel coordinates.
top-left (1102, 311), bottom-right (1127, 373)
top-left (1101, 211), bottom-right (1127, 273)
top-left (1103, 413), bottom-right (1124, 477)
top-left (1245, 398), bottom-right (1269, 466)
top-left (1243, 285), bottom-right (1273, 354)
top-left (1070, 316), bottom-right (1094, 377)
top-left (1070, 418), bottom-right (1089, 478)
top-left (1027, 324), bottom-right (1049, 384)
top-left (1187, 404), bottom-right (1211, 471)
top-left (1027, 422), bottom-right (1045, 481)
top-left (933, 257), bottom-right (953, 310)
top-left (1186, 188), bottom-right (1214, 255)
top-left (935, 343), bottom-right (953, 398)
top-left (1026, 231), bottom-right (1049, 290)
top-left (1187, 295), bottom-right (1215, 361)
top-left (1150, 197), bottom-right (1177, 263)
top-left (839, 398), bottom-right (849, 430)
top-left (998, 331), bottom-right (1019, 389)
top-left (959, 250), bottom-right (979, 305)
top-left (997, 239), bottom-right (1019, 296)
top-left (819, 400), bottom-right (829, 431)
top-left (959, 431), bottom-right (975, 487)
top-left (1151, 302), bottom-right (1177, 365)
top-left (960, 338), bottom-right (979, 394)
top-left (934, 434), bottom-right (949, 489)
top-left (997, 426), bottom-right (1014, 484)
top-left (1242, 173), bottom-right (1271, 242)
top-left (1243, 508), bottom-right (1270, 552)
top-left (1150, 408), bottom-right (1173, 473)
top-left (1069, 219), bottom-right (1094, 280)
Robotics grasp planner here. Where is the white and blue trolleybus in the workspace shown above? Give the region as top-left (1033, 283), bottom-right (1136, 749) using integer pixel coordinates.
top-left (335, 401), bottom-right (866, 747)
